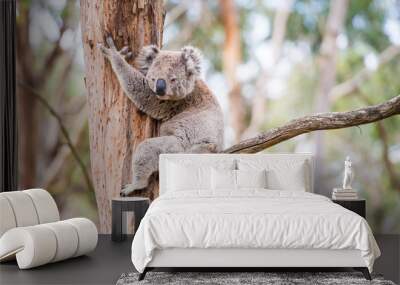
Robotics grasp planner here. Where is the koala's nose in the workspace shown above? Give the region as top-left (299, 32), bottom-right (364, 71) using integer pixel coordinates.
top-left (155, 79), bottom-right (166, 96)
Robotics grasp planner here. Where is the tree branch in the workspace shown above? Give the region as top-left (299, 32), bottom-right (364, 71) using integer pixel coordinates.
top-left (39, 0), bottom-right (75, 82)
top-left (242, 0), bottom-right (293, 139)
top-left (17, 82), bottom-right (94, 193)
top-left (42, 100), bottom-right (87, 189)
top-left (165, 2), bottom-right (187, 27)
top-left (224, 95), bottom-right (400, 153)
top-left (329, 45), bottom-right (400, 102)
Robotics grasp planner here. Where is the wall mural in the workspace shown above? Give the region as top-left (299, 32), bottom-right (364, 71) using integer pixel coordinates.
top-left (15, 0), bottom-right (400, 234)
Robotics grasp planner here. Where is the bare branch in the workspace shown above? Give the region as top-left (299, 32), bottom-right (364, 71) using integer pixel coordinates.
top-left (165, 1), bottom-right (210, 49)
top-left (329, 45), bottom-right (400, 102)
top-left (39, 0), bottom-right (76, 82)
top-left (224, 95), bottom-right (400, 153)
top-left (41, 54), bottom-right (76, 156)
top-left (39, 26), bottom-right (67, 81)
top-left (42, 101), bottom-right (87, 188)
top-left (17, 82), bottom-right (94, 193)
top-left (242, 0), bottom-right (293, 139)
top-left (165, 2), bottom-right (187, 27)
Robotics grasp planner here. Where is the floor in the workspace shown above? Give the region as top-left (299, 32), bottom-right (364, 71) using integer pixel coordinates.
top-left (0, 235), bottom-right (134, 285)
top-left (0, 234), bottom-right (398, 285)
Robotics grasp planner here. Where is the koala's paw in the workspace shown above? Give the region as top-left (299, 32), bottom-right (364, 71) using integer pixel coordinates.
top-left (119, 46), bottom-right (133, 60)
top-left (97, 35), bottom-right (115, 58)
top-left (120, 183), bottom-right (146, 197)
top-left (97, 35), bottom-right (132, 60)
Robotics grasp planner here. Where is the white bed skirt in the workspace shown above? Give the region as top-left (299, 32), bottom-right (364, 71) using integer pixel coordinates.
top-left (148, 248), bottom-right (366, 268)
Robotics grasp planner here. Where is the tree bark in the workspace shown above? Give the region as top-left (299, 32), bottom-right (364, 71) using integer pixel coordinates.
top-left (242, 0), bottom-right (293, 139)
top-left (80, 0), bottom-right (165, 233)
top-left (313, 0), bottom-right (349, 194)
top-left (220, 0), bottom-right (246, 142)
top-left (224, 95), bottom-right (400, 154)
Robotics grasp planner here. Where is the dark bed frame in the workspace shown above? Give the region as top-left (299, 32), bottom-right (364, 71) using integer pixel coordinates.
top-left (137, 267), bottom-right (372, 281)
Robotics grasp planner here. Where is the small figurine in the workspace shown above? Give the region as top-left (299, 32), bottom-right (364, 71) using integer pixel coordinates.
top-left (342, 156), bottom-right (354, 190)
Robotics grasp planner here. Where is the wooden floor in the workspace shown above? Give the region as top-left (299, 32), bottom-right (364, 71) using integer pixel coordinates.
top-left (0, 234), bottom-right (398, 285)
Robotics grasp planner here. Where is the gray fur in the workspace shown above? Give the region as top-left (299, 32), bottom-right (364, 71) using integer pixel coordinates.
top-left (98, 36), bottom-right (224, 196)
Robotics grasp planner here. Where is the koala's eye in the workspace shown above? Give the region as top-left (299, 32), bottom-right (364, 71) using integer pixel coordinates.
top-left (151, 78), bottom-right (155, 82)
top-left (187, 71), bottom-right (193, 77)
top-left (170, 78), bottom-right (177, 83)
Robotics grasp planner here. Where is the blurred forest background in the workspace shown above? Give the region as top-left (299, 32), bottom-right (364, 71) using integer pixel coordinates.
top-left (16, 0), bottom-right (400, 233)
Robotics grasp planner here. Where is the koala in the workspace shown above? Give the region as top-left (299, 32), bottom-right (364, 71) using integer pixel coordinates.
top-left (98, 36), bottom-right (224, 196)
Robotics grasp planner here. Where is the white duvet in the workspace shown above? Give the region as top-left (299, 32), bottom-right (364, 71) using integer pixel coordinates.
top-left (131, 190), bottom-right (380, 273)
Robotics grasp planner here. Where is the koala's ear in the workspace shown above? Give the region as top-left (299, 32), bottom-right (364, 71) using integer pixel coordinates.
top-left (181, 46), bottom-right (202, 77)
top-left (136, 45), bottom-right (160, 75)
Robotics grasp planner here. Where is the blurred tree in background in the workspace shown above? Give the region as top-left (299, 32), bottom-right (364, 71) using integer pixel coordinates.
top-left (16, 0), bottom-right (400, 233)
top-left (16, 0), bottom-right (96, 223)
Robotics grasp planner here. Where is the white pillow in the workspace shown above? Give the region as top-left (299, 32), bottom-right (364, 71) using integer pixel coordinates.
top-left (238, 159), bottom-right (309, 191)
top-left (211, 168), bottom-right (236, 190)
top-left (236, 169), bottom-right (267, 189)
top-left (211, 169), bottom-right (268, 190)
top-left (167, 162), bottom-right (211, 191)
top-left (267, 166), bottom-right (306, 191)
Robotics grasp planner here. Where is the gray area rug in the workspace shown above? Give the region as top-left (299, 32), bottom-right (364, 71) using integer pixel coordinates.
top-left (116, 272), bottom-right (396, 285)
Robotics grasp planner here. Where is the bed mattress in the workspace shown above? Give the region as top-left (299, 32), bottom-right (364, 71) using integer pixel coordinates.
top-left (131, 190), bottom-right (380, 273)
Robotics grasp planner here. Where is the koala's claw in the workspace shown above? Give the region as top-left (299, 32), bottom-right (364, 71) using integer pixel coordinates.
top-left (120, 183), bottom-right (146, 197)
top-left (119, 46), bottom-right (132, 60)
top-left (97, 43), bottom-right (108, 54)
top-left (98, 36), bottom-right (132, 61)
top-left (124, 52), bottom-right (133, 60)
top-left (120, 46), bottom-right (129, 55)
top-left (106, 35), bottom-right (116, 49)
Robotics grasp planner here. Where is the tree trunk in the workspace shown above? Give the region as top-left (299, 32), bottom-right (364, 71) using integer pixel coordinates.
top-left (80, 0), bottom-right (165, 233)
top-left (242, 0), bottom-right (293, 139)
top-left (219, 0), bottom-right (246, 142)
top-left (313, 0), bottom-right (349, 195)
top-left (16, 3), bottom-right (37, 188)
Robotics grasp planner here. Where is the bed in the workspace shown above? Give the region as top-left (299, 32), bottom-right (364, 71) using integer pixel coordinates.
top-left (131, 153), bottom-right (380, 280)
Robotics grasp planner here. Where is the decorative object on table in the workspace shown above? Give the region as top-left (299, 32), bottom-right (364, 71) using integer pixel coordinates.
top-left (0, 189), bottom-right (98, 269)
top-left (332, 199), bottom-right (366, 218)
top-left (332, 156), bottom-right (358, 200)
top-left (343, 156), bottom-right (354, 190)
top-left (116, 271), bottom-right (394, 285)
top-left (112, 197), bottom-right (150, 242)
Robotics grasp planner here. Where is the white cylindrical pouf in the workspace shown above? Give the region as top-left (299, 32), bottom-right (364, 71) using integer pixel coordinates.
top-left (23, 189), bottom-right (60, 224)
top-left (42, 221), bottom-right (79, 262)
top-left (0, 196), bottom-right (17, 237)
top-left (0, 189), bottom-right (98, 269)
top-left (0, 218), bottom-right (98, 269)
top-left (0, 192), bottom-right (39, 227)
top-left (0, 226), bottom-right (57, 269)
top-left (65, 218), bottom-right (98, 257)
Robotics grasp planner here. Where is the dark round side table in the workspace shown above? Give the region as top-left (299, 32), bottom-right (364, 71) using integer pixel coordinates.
top-left (111, 197), bottom-right (150, 242)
